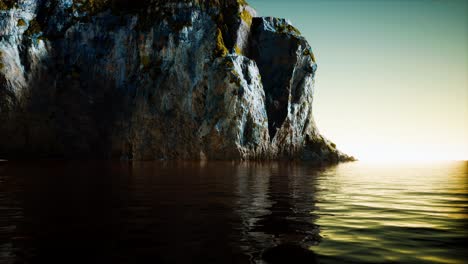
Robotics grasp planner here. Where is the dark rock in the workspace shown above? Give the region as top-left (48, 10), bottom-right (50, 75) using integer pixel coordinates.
top-left (0, 0), bottom-right (353, 162)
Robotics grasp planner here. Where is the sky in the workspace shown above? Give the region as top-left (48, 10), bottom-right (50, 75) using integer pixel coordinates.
top-left (249, 0), bottom-right (468, 161)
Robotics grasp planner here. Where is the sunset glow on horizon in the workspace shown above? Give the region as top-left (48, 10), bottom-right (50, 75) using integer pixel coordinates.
top-left (250, 0), bottom-right (468, 162)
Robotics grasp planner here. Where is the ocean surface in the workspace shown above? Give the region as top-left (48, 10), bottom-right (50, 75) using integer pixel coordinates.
top-left (0, 160), bottom-right (466, 264)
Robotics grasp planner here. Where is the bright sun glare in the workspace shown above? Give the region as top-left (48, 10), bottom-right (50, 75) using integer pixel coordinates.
top-left (343, 144), bottom-right (468, 163)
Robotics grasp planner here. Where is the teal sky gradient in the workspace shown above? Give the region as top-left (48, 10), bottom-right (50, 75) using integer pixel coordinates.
top-left (249, 0), bottom-right (468, 161)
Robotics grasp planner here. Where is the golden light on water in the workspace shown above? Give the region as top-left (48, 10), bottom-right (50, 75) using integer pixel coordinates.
top-left (313, 161), bottom-right (468, 264)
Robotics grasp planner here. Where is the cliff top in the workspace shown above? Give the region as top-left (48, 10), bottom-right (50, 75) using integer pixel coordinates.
top-left (0, 0), bottom-right (249, 12)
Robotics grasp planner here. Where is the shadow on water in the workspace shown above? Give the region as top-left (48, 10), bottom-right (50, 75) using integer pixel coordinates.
top-left (0, 161), bottom-right (328, 264)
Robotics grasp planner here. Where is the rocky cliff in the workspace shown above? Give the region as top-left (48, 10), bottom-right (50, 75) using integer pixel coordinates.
top-left (0, 0), bottom-right (353, 162)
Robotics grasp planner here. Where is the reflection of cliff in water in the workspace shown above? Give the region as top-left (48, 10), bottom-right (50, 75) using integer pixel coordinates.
top-left (0, 161), bottom-right (328, 263)
top-left (233, 163), bottom-right (324, 263)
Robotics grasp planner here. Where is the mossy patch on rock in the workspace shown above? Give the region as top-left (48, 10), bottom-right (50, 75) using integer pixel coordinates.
top-left (276, 23), bottom-right (301, 35)
top-left (230, 69), bottom-right (242, 86)
top-left (303, 48), bottom-right (316, 62)
top-left (240, 8), bottom-right (252, 27)
top-left (140, 54), bottom-right (151, 69)
top-left (215, 28), bottom-right (228, 57)
top-left (224, 59), bottom-right (234, 68)
top-left (17, 18), bottom-right (26, 26)
top-left (234, 45), bottom-right (242, 55)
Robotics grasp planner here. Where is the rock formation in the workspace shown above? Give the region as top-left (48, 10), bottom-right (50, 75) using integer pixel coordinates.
top-left (0, 0), bottom-right (353, 162)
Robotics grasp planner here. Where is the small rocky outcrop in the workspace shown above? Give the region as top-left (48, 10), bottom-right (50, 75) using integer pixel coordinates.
top-left (0, 0), bottom-right (353, 162)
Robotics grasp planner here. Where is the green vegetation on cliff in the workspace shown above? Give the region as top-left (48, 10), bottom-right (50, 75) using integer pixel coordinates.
top-left (240, 8), bottom-right (252, 26)
top-left (215, 28), bottom-right (229, 57)
top-left (17, 18), bottom-right (26, 26)
top-left (234, 45), bottom-right (242, 55)
top-left (276, 23), bottom-right (301, 35)
top-left (303, 48), bottom-right (316, 62)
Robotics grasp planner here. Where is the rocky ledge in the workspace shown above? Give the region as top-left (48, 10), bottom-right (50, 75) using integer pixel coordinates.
top-left (0, 0), bottom-right (354, 163)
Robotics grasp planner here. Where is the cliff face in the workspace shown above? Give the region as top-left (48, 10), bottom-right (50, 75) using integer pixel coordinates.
top-left (0, 0), bottom-right (352, 162)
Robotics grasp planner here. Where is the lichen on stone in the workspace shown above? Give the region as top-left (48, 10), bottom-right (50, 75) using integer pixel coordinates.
top-left (17, 18), bottom-right (26, 26)
top-left (276, 23), bottom-right (301, 35)
top-left (234, 45), bottom-right (242, 55)
top-left (224, 59), bottom-right (234, 68)
top-left (140, 54), bottom-right (151, 69)
top-left (303, 48), bottom-right (316, 62)
top-left (215, 28), bottom-right (228, 57)
top-left (240, 8), bottom-right (252, 27)
top-left (230, 69), bottom-right (242, 86)
top-left (237, 0), bottom-right (248, 6)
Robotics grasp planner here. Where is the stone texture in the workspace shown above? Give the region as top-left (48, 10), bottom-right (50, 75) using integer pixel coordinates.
top-left (0, 0), bottom-right (353, 163)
